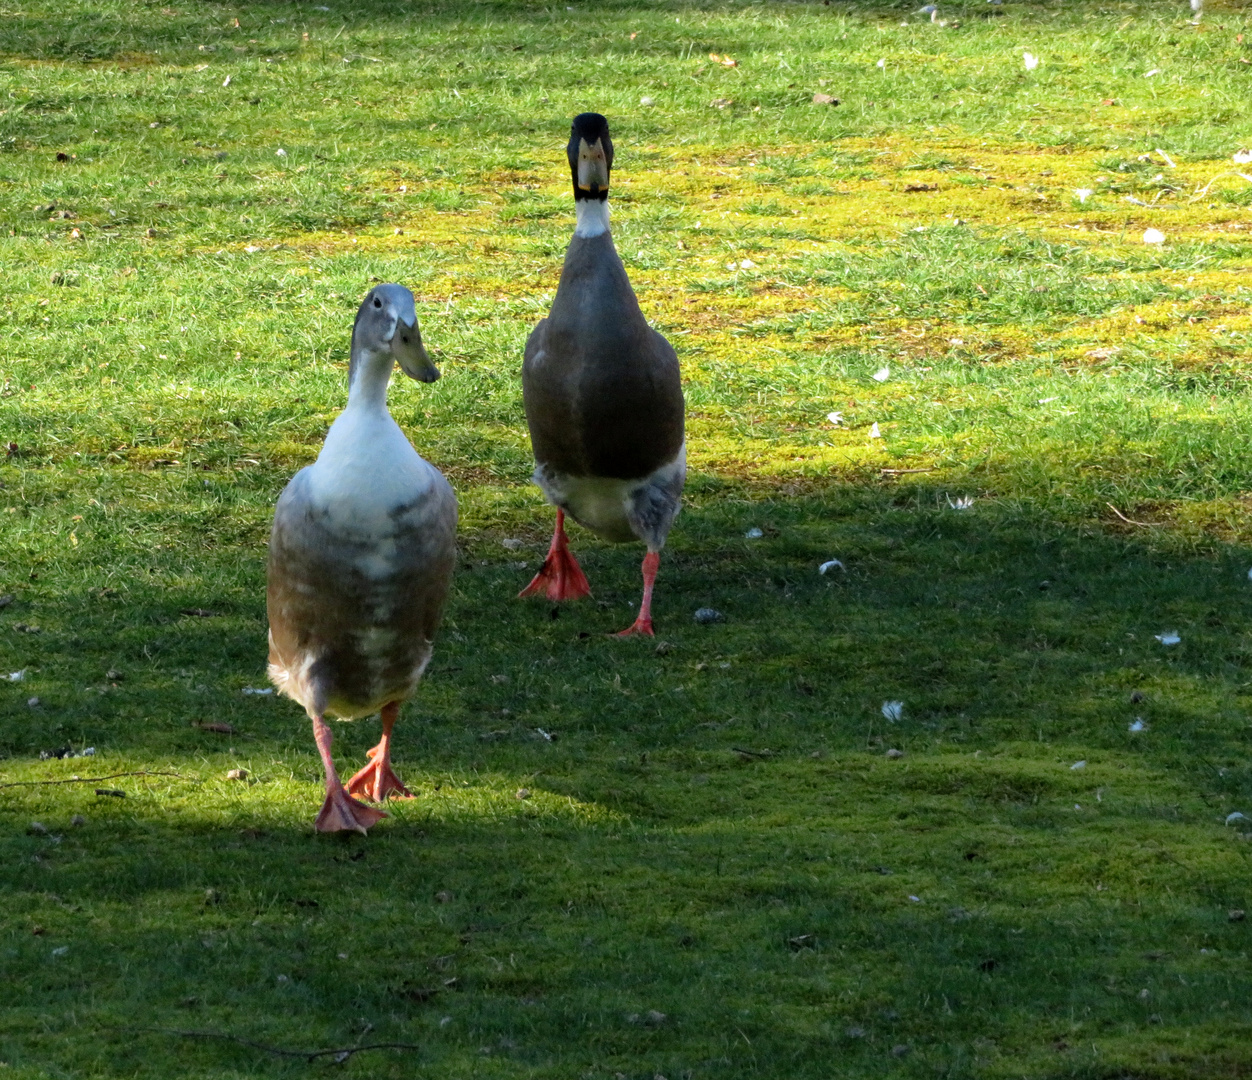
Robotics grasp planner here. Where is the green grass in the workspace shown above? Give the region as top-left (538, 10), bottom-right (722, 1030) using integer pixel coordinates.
top-left (4, 0), bottom-right (1252, 1076)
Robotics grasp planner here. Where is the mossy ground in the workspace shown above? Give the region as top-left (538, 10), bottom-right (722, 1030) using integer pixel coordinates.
top-left (3, 0), bottom-right (1252, 1077)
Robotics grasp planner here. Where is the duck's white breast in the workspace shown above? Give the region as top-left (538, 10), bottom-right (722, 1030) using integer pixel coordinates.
top-left (266, 401), bottom-right (458, 719)
top-left (304, 405), bottom-right (444, 549)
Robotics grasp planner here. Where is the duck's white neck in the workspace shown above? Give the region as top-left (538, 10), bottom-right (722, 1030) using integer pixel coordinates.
top-left (346, 348), bottom-right (394, 412)
top-left (574, 198), bottom-right (610, 238)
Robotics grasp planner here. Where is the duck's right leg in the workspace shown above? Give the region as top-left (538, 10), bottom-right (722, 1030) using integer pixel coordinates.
top-left (311, 715), bottom-right (387, 834)
top-left (518, 508), bottom-right (592, 601)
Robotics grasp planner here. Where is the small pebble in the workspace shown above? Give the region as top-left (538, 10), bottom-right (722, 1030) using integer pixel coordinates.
top-left (28, 821), bottom-right (48, 835)
top-left (646, 1010), bottom-right (667, 1025)
top-left (226, 768), bottom-right (248, 780)
top-left (435, 890), bottom-right (454, 903)
top-left (51, 946), bottom-right (69, 957)
top-left (640, 96), bottom-right (655, 106)
top-left (744, 527), bottom-right (763, 539)
top-left (501, 538), bottom-right (523, 550)
top-left (27, 696), bottom-right (41, 708)
top-left (515, 788), bottom-right (531, 800)
top-left (71, 815), bottom-right (85, 827)
top-left (693, 607), bottom-right (722, 624)
top-left (886, 748), bottom-right (904, 759)
top-left (1230, 909), bottom-right (1246, 922)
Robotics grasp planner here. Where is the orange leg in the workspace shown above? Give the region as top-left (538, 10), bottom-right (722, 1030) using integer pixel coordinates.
top-left (345, 702), bottom-right (414, 802)
top-left (615, 550), bottom-right (660, 638)
top-left (518, 508), bottom-right (592, 602)
top-left (311, 715), bottom-right (387, 834)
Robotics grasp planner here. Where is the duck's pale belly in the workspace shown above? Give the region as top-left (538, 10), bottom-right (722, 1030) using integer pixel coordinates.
top-left (535, 444), bottom-right (685, 549)
top-left (266, 451), bottom-right (457, 721)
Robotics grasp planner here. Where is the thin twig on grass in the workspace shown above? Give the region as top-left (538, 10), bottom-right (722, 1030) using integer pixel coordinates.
top-left (732, 747), bottom-right (770, 759)
top-left (1106, 503), bottom-right (1156, 527)
top-left (121, 1028), bottom-right (423, 1063)
top-left (0, 770), bottom-right (186, 790)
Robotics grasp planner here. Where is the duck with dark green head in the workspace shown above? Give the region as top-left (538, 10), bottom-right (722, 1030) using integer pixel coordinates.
top-left (520, 113), bottom-right (685, 637)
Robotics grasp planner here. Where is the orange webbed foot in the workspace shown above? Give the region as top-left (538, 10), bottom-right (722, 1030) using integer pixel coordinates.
top-left (519, 546), bottom-right (592, 602)
top-left (315, 785), bottom-right (388, 834)
top-left (519, 508), bottom-right (592, 602)
top-left (346, 747), bottom-right (414, 802)
top-left (613, 616), bottom-right (655, 638)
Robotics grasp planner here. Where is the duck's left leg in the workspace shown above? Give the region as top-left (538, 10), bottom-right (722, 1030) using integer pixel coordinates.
top-left (614, 550), bottom-right (660, 638)
top-left (615, 454), bottom-right (683, 638)
top-left (346, 701), bottom-right (414, 801)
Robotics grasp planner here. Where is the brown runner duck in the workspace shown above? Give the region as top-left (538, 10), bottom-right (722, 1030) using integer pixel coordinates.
top-left (520, 112), bottom-right (685, 636)
top-left (267, 284), bottom-right (457, 833)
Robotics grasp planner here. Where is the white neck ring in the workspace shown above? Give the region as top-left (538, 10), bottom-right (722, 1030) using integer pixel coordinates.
top-left (574, 198), bottom-right (610, 238)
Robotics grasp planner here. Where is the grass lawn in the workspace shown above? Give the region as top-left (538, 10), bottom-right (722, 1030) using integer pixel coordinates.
top-left (3, 0), bottom-right (1252, 1075)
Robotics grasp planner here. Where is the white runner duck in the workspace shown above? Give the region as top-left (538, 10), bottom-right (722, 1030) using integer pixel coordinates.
top-left (266, 284), bottom-right (457, 833)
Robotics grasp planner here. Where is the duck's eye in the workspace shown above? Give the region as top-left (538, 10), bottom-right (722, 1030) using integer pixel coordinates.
top-left (373, 297), bottom-right (382, 309)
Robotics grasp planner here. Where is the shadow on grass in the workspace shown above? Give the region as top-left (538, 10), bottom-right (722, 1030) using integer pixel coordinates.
top-left (4, 481), bottom-right (1252, 785)
top-left (4, 483), bottom-right (1252, 1075)
top-left (3, 779), bottom-right (1251, 1078)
